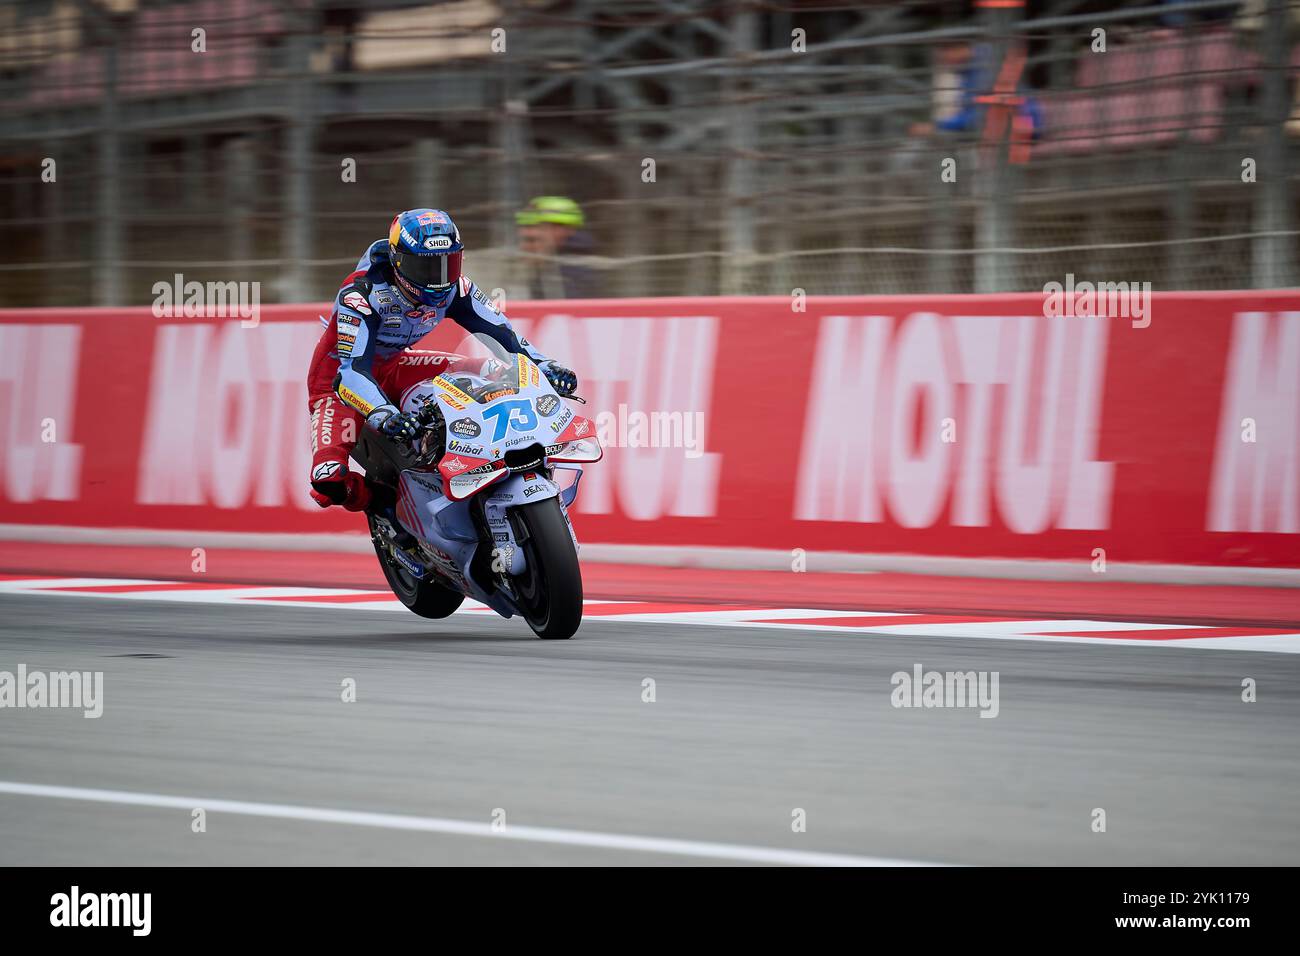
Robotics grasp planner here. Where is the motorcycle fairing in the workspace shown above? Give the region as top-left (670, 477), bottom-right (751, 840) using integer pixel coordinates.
top-left (396, 468), bottom-right (513, 616)
top-left (482, 471), bottom-right (561, 577)
top-left (380, 340), bottom-right (599, 622)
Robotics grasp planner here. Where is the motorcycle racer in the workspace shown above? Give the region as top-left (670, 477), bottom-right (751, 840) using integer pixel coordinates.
top-left (307, 208), bottom-right (579, 511)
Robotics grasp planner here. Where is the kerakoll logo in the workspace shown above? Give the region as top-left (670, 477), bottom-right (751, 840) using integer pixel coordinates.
top-left (0, 665), bottom-right (103, 718)
top-left (50, 886), bottom-right (151, 936)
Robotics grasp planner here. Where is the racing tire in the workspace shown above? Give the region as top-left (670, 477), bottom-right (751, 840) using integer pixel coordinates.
top-left (510, 497), bottom-right (583, 639)
top-left (368, 514), bottom-right (464, 619)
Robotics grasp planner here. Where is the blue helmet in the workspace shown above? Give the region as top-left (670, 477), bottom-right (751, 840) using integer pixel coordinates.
top-left (387, 208), bottom-right (464, 306)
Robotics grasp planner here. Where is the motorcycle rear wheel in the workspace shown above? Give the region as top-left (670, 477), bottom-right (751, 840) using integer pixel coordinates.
top-left (368, 514), bottom-right (464, 619)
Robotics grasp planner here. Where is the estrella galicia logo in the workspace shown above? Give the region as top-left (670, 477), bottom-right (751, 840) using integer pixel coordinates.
top-left (536, 394), bottom-right (560, 417)
top-left (450, 417), bottom-right (481, 438)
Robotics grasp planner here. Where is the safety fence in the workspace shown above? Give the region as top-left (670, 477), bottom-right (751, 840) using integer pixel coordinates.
top-left (1, 1), bottom-right (1297, 306)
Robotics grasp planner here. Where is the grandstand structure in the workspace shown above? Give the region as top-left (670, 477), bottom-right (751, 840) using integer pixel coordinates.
top-left (0, 0), bottom-right (1296, 305)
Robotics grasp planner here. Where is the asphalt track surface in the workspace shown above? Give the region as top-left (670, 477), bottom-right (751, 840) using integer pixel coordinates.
top-left (2, 592), bottom-right (1298, 865)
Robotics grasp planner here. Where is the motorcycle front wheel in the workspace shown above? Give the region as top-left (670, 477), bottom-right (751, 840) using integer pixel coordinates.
top-left (509, 497), bottom-right (583, 639)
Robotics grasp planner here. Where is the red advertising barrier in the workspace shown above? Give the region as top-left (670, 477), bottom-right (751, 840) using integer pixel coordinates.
top-left (0, 292), bottom-right (1297, 567)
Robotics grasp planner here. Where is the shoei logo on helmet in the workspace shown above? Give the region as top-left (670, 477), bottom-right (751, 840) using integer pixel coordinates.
top-left (423, 236), bottom-right (452, 251)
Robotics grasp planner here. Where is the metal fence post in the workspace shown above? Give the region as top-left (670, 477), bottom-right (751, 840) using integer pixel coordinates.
top-left (95, 22), bottom-right (123, 307)
top-left (974, 0), bottom-right (1018, 293)
top-left (722, 3), bottom-right (757, 296)
top-left (42, 138), bottom-right (64, 278)
top-left (1253, 0), bottom-right (1296, 288)
top-left (412, 139), bottom-right (444, 209)
top-left (224, 137), bottom-right (254, 269)
top-left (926, 142), bottom-right (959, 294)
top-left (281, 23), bottom-right (316, 303)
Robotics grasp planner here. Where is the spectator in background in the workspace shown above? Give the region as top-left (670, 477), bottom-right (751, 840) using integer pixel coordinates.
top-left (1235, 0), bottom-right (1300, 136)
top-left (515, 196), bottom-right (600, 299)
top-left (909, 41), bottom-right (1043, 141)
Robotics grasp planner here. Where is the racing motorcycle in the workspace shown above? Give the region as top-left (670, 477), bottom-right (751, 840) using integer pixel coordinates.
top-left (351, 334), bottom-right (602, 639)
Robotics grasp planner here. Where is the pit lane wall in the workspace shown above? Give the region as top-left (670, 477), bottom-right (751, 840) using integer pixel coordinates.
top-left (0, 293), bottom-right (1297, 573)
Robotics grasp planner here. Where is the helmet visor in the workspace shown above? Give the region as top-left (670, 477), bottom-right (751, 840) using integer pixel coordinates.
top-left (394, 250), bottom-right (463, 291)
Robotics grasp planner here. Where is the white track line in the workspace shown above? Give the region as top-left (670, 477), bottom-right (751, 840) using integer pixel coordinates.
top-left (5, 578), bottom-right (1298, 652)
top-left (0, 781), bottom-right (937, 867)
top-left (0, 579), bottom-right (631, 611)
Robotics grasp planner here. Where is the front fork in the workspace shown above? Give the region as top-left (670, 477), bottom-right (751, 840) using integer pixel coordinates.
top-left (481, 473), bottom-right (561, 577)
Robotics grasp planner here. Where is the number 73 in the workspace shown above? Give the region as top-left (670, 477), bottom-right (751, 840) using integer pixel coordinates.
top-left (482, 399), bottom-right (536, 441)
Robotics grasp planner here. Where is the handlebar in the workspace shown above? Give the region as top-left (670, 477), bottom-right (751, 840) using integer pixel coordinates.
top-left (414, 396), bottom-right (441, 427)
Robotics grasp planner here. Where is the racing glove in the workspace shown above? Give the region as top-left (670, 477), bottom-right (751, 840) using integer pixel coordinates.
top-left (369, 406), bottom-right (421, 442)
top-left (310, 470), bottom-right (371, 512)
top-left (538, 360), bottom-right (578, 397)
